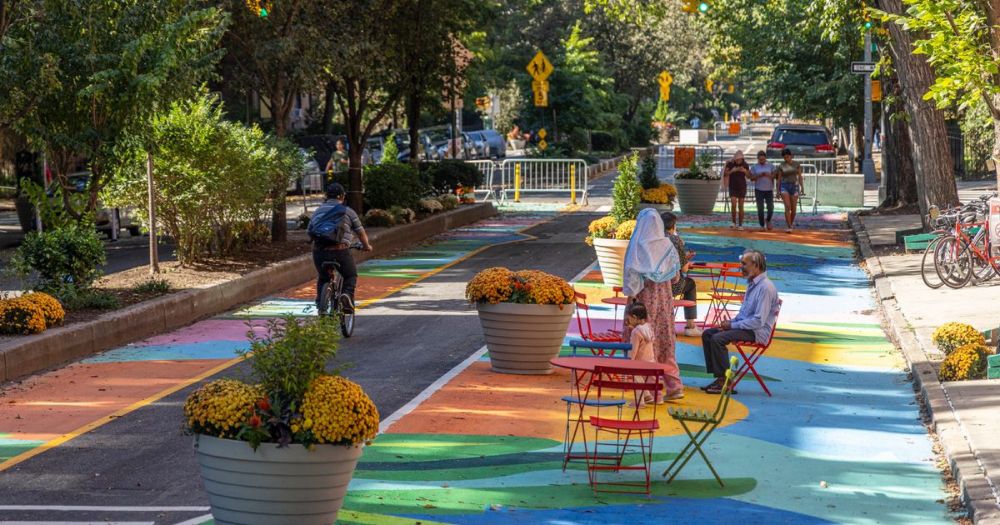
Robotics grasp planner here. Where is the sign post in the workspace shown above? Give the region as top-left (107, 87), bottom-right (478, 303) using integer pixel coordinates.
top-left (861, 32), bottom-right (876, 184)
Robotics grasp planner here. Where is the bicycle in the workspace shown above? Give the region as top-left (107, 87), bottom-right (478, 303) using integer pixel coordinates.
top-left (317, 242), bottom-right (364, 337)
top-left (933, 194), bottom-right (999, 289)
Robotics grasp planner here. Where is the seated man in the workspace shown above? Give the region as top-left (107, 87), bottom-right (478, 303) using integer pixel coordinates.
top-left (700, 249), bottom-right (779, 394)
top-left (661, 212), bottom-right (701, 337)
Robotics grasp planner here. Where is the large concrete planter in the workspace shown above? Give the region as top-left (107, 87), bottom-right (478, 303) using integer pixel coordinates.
top-left (592, 237), bottom-right (630, 286)
top-left (476, 302), bottom-right (575, 374)
top-left (194, 434), bottom-right (362, 525)
top-left (674, 178), bottom-right (721, 215)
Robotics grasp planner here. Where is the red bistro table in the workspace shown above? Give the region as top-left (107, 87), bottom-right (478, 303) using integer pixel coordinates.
top-left (600, 296), bottom-right (629, 332)
top-left (550, 356), bottom-right (673, 468)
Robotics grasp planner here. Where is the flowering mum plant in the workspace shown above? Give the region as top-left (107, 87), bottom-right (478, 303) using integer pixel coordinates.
top-left (640, 183), bottom-right (677, 204)
top-left (466, 267), bottom-right (574, 307)
top-left (584, 216), bottom-right (637, 246)
top-left (932, 322), bottom-right (986, 355)
top-left (183, 315), bottom-right (379, 450)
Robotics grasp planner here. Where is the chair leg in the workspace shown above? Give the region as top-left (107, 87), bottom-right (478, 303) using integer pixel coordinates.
top-left (662, 420), bottom-right (707, 478)
top-left (735, 347), bottom-right (771, 396)
top-left (664, 421), bottom-right (725, 487)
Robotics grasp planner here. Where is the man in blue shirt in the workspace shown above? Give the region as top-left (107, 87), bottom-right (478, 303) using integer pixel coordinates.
top-left (700, 249), bottom-right (779, 394)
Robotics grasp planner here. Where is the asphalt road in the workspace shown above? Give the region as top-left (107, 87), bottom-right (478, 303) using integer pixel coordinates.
top-left (0, 208), bottom-right (602, 524)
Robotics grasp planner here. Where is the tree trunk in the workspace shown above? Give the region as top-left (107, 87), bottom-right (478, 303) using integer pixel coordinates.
top-left (406, 92), bottom-right (421, 166)
top-left (321, 79), bottom-right (336, 135)
top-left (879, 80), bottom-right (918, 209)
top-left (854, 125), bottom-right (864, 173)
top-left (878, 0), bottom-right (960, 223)
top-left (270, 88), bottom-right (290, 244)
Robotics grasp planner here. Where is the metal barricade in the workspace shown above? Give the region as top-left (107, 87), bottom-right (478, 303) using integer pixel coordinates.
top-left (498, 158), bottom-right (589, 204)
top-left (466, 160), bottom-right (501, 203)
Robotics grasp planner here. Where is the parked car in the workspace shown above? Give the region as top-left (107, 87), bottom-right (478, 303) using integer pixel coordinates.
top-left (288, 148), bottom-right (324, 194)
top-left (366, 137), bottom-right (384, 164)
top-left (464, 131), bottom-right (490, 159)
top-left (47, 172), bottom-right (141, 237)
top-left (765, 124), bottom-right (835, 159)
top-left (477, 129), bottom-right (506, 159)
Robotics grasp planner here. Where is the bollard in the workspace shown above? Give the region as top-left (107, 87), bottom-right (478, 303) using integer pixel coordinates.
top-left (570, 165), bottom-right (576, 205)
top-left (514, 163), bottom-right (521, 202)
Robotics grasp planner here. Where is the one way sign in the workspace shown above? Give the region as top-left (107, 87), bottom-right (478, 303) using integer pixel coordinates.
top-left (851, 62), bottom-right (876, 74)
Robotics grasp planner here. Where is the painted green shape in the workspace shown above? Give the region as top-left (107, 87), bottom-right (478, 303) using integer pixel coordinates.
top-left (989, 367), bottom-right (1000, 380)
top-left (357, 452), bottom-right (678, 481)
top-left (344, 477), bottom-right (756, 516)
top-left (0, 437), bottom-right (45, 462)
top-left (362, 434), bottom-right (559, 464)
top-left (338, 509), bottom-right (453, 525)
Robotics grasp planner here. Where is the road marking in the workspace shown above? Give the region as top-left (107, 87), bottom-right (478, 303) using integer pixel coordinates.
top-left (0, 207), bottom-right (567, 471)
top-left (0, 522), bottom-right (154, 525)
top-left (0, 506), bottom-right (209, 512)
top-left (379, 345), bottom-right (488, 434)
top-left (0, 358), bottom-right (242, 473)
top-left (171, 514), bottom-right (212, 525)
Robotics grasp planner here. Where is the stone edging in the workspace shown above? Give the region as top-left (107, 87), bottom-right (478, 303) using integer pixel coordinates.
top-left (0, 203), bottom-right (497, 383)
top-left (848, 212), bottom-right (1000, 524)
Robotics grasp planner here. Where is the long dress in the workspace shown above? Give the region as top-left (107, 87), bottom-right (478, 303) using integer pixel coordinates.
top-left (622, 278), bottom-right (682, 393)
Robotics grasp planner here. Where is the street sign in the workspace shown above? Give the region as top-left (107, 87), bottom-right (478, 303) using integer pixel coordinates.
top-left (659, 85), bottom-right (670, 101)
top-left (657, 71), bottom-right (672, 86)
top-left (727, 83), bottom-right (735, 94)
top-left (705, 79), bottom-right (714, 93)
top-left (871, 79), bottom-right (882, 102)
top-left (527, 51), bottom-right (553, 81)
top-left (851, 62), bottom-right (876, 74)
top-left (531, 79), bottom-right (549, 92)
top-left (537, 128), bottom-right (547, 140)
top-left (533, 88), bottom-right (548, 107)
top-left (538, 139), bottom-right (548, 150)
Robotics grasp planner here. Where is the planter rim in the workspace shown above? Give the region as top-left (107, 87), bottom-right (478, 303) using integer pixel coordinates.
top-left (195, 433), bottom-right (365, 457)
top-left (591, 237), bottom-right (630, 246)
top-left (475, 302), bottom-right (575, 311)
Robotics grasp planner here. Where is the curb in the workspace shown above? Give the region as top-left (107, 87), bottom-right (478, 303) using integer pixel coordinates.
top-left (0, 203), bottom-right (497, 384)
top-left (848, 212), bottom-right (1000, 524)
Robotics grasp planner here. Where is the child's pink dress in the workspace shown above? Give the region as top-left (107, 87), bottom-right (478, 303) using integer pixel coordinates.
top-left (630, 323), bottom-right (682, 395)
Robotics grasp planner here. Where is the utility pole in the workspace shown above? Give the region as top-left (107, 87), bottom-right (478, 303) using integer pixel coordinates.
top-left (862, 29), bottom-right (876, 183)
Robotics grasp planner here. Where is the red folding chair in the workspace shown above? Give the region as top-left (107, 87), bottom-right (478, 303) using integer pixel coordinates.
top-left (584, 364), bottom-right (665, 496)
top-left (731, 300), bottom-right (782, 396)
top-left (708, 269), bottom-right (745, 325)
top-left (574, 291), bottom-right (622, 343)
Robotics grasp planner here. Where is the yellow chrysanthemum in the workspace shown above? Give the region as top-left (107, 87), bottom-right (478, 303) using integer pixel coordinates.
top-left (614, 220), bottom-right (637, 240)
top-left (183, 379), bottom-right (263, 439)
top-left (932, 322), bottom-right (985, 355)
top-left (640, 183), bottom-right (677, 204)
top-left (938, 342), bottom-right (989, 381)
top-left (0, 297), bottom-right (47, 335)
top-left (301, 375), bottom-right (379, 446)
top-left (21, 292), bottom-right (65, 328)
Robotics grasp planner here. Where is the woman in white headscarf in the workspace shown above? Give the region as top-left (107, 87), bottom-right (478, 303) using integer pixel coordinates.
top-left (621, 209), bottom-right (684, 400)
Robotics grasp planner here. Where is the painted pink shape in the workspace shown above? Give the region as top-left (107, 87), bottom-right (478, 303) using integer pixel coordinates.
top-left (132, 319), bottom-right (268, 346)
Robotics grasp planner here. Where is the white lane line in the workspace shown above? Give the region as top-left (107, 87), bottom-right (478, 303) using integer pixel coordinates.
top-left (378, 345), bottom-right (488, 434)
top-left (0, 508), bottom-right (209, 513)
top-left (0, 522), bottom-right (154, 525)
top-left (171, 514), bottom-right (212, 525)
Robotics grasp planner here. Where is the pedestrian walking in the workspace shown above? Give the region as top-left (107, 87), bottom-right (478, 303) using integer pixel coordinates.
top-left (621, 209), bottom-right (683, 398)
top-left (325, 139), bottom-right (349, 176)
top-left (749, 150), bottom-right (775, 230)
top-left (723, 150), bottom-right (750, 230)
top-left (776, 148), bottom-right (803, 233)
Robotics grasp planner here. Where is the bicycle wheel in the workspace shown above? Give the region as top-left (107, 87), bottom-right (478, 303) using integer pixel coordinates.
top-left (969, 234), bottom-right (997, 283)
top-left (920, 236), bottom-right (945, 289)
top-left (318, 283), bottom-right (335, 316)
top-left (339, 294), bottom-right (355, 338)
top-left (935, 236), bottom-right (973, 289)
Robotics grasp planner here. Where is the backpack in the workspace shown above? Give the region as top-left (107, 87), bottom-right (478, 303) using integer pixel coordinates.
top-left (308, 201), bottom-right (350, 245)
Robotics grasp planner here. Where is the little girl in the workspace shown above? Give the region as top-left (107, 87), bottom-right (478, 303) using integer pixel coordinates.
top-left (627, 302), bottom-right (684, 405)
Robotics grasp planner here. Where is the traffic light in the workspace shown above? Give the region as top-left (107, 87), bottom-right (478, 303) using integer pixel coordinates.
top-left (698, 2), bottom-right (710, 12)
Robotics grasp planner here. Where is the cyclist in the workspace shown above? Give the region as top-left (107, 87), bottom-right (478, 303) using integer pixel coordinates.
top-left (310, 183), bottom-right (373, 314)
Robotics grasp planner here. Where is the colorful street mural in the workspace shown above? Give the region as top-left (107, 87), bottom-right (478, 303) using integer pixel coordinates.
top-left (0, 202), bottom-right (956, 524)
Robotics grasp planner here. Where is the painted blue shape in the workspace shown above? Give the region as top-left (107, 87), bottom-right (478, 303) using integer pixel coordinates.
top-left (399, 497), bottom-right (839, 525)
top-left (81, 340), bottom-right (248, 363)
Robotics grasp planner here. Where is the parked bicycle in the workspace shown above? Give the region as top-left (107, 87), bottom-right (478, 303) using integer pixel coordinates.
top-left (919, 193), bottom-right (999, 289)
top-left (318, 242), bottom-right (364, 337)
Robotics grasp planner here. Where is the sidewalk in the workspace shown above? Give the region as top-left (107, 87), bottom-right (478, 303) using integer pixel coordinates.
top-left (851, 213), bottom-right (1000, 524)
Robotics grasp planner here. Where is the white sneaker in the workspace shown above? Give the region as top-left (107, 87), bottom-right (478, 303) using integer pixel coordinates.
top-left (683, 327), bottom-right (703, 337)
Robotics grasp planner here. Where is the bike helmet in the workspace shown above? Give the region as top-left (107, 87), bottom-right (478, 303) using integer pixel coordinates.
top-left (326, 182), bottom-right (346, 199)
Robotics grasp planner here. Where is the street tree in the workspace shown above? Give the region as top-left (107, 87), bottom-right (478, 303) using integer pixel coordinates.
top-left (220, 0), bottom-right (327, 242)
top-left (886, 0), bottom-right (1000, 176)
top-left (0, 0), bottom-right (59, 132)
top-left (875, 0), bottom-right (960, 216)
top-left (14, 0), bottom-right (226, 220)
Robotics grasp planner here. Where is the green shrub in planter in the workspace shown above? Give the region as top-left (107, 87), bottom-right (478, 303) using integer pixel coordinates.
top-left (639, 155), bottom-right (659, 190)
top-left (363, 208), bottom-right (396, 227)
top-left (437, 193), bottom-right (459, 211)
top-left (10, 222), bottom-right (106, 292)
top-left (363, 163), bottom-right (428, 210)
top-left (419, 161), bottom-right (483, 195)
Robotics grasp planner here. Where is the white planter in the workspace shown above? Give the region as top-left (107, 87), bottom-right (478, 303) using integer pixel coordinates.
top-left (674, 178), bottom-right (722, 215)
top-left (476, 302), bottom-right (575, 374)
top-left (592, 237), bottom-right (630, 286)
top-left (194, 434), bottom-right (362, 525)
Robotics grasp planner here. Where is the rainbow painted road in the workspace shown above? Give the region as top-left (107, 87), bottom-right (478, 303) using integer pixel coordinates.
top-left (336, 215), bottom-right (955, 525)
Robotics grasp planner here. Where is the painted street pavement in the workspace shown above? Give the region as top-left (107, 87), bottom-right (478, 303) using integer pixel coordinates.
top-left (333, 214), bottom-right (954, 525)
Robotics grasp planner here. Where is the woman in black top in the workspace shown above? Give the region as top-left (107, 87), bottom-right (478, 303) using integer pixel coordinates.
top-left (723, 150), bottom-right (750, 230)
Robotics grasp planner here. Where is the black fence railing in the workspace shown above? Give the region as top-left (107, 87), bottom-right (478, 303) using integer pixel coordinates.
top-left (947, 132), bottom-right (994, 181)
